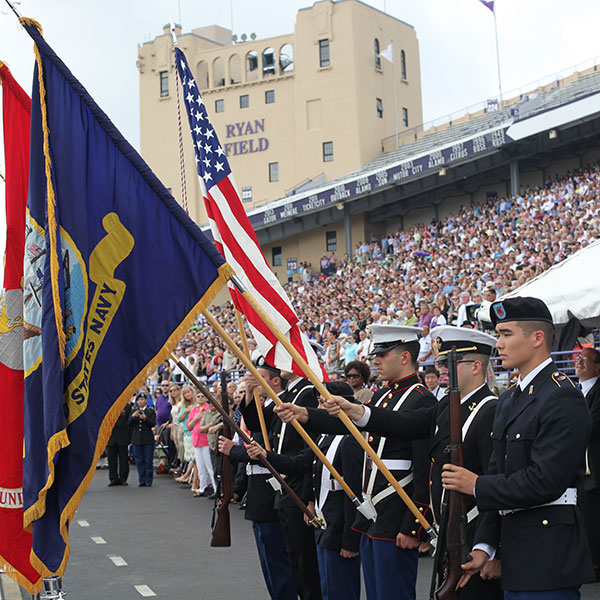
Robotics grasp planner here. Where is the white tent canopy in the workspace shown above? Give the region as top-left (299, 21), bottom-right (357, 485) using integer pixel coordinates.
top-left (480, 238), bottom-right (600, 328)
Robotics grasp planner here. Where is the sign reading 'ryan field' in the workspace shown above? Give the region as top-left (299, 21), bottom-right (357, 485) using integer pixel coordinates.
top-left (223, 119), bottom-right (269, 157)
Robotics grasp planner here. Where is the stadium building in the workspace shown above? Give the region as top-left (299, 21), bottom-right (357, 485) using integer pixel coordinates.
top-left (138, 0), bottom-right (600, 280)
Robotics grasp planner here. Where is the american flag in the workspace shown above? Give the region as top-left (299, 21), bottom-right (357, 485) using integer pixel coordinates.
top-left (174, 47), bottom-right (324, 380)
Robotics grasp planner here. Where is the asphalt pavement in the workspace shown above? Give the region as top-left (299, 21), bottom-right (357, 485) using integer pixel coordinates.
top-left (18, 467), bottom-right (600, 600)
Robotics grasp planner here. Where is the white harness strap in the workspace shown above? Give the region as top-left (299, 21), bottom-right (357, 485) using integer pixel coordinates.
top-left (277, 384), bottom-right (315, 454)
top-left (316, 435), bottom-right (344, 513)
top-left (364, 383), bottom-right (421, 505)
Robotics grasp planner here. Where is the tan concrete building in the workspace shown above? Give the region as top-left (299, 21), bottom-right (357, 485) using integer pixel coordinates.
top-left (138, 0), bottom-right (423, 227)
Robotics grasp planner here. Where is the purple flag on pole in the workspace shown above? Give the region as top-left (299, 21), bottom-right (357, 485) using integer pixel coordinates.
top-left (479, 0), bottom-right (494, 12)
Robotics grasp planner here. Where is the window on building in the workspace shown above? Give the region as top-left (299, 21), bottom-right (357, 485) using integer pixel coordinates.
top-left (265, 90), bottom-right (275, 104)
top-left (323, 141), bottom-right (334, 162)
top-left (319, 39), bottom-right (330, 67)
top-left (326, 231), bottom-right (337, 252)
top-left (402, 107), bottom-right (408, 127)
top-left (240, 94), bottom-right (249, 109)
top-left (374, 39), bottom-right (381, 69)
top-left (272, 246), bottom-right (282, 267)
top-left (401, 50), bottom-right (407, 80)
top-left (159, 71), bottom-right (169, 97)
top-left (376, 98), bottom-right (383, 118)
top-left (269, 162), bottom-right (279, 182)
top-left (215, 99), bottom-right (224, 113)
top-left (262, 48), bottom-right (276, 75)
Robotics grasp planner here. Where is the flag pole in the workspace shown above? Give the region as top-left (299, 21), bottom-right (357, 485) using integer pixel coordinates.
top-left (230, 276), bottom-right (437, 540)
top-left (234, 309), bottom-right (271, 451)
top-left (200, 308), bottom-right (372, 518)
top-left (171, 352), bottom-right (324, 528)
top-left (492, 7), bottom-right (503, 108)
top-left (391, 39), bottom-right (399, 149)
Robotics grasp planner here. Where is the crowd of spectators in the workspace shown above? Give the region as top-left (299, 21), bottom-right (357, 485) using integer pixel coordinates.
top-left (109, 165), bottom-right (600, 492)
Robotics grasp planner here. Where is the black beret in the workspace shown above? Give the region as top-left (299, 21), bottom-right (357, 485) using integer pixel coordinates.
top-left (490, 296), bottom-right (553, 327)
top-left (325, 380), bottom-right (358, 403)
top-left (253, 355), bottom-right (281, 377)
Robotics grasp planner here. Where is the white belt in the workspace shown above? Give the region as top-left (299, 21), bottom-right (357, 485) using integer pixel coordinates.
top-left (499, 488), bottom-right (577, 516)
top-left (326, 479), bottom-right (343, 492)
top-left (380, 459), bottom-right (412, 471)
top-left (371, 473), bottom-right (414, 506)
top-left (246, 464), bottom-right (271, 476)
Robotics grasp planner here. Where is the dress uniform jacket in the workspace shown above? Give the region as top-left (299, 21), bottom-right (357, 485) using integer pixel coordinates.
top-left (264, 434), bottom-right (363, 553)
top-left (306, 373), bottom-right (436, 541)
top-left (583, 377), bottom-right (600, 492)
top-left (108, 402), bottom-right (132, 446)
top-left (365, 383), bottom-right (496, 547)
top-left (242, 379), bottom-right (319, 508)
top-left (128, 405), bottom-right (156, 445)
top-left (474, 363), bottom-right (595, 591)
top-left (230, 430), bottom-right (279, 523)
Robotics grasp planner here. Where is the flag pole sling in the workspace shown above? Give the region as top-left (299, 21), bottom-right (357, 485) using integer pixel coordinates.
top-left (234, 309), bottom-right (271, 451)
top-left (201, 309), bottom-right (365, 512)
top-left (171, 353), bottom-right (323, 528)
top-left (231, 277), bottom-right (436, 540)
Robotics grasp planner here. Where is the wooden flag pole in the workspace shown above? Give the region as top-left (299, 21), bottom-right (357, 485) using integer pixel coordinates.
top-left (231, 279), bottom-right (436, 540)
top-left (234, 309), bottom-right (271, 451)
top-left (201, 309), bottom-right (367, 515)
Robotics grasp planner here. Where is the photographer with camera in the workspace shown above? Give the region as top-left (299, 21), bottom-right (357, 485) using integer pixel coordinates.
top-left (129, 392), bottom-right (156, 487)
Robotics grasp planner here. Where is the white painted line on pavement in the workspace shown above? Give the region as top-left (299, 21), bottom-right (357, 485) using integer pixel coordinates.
top-left (134, 585), bottom-right (156, 597)
top-left (108, 555), bottom-right (128, 566)
top-left (77, 519), bottom-right (90, 527)
top-left (90, 536), bottom-right (106, 544)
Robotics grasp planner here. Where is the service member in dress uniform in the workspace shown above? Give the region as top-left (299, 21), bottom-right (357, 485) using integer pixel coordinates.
top-left (319, 326), bottom-right (503, 599)
top-left (128, 392), bottom-right (156, 487)
top-left (219, 406), bottom-right (296, 600)
top-left (242, 357), bottom-right (322, 600)
top-left (274, 325), bottom-right (437, 600)
top-left (248, 381), bottom-right (363, 600)
top-left (442, 297), bottom-right (595, 599)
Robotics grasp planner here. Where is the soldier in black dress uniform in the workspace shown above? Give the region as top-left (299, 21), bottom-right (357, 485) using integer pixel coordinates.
top-left (242, 357), bottom-right (322, 600)
top-left (247, 381), bottom-right (363, 600)
top-left (274, 325), bottom-right (436, 600)
top-left (317, 325), bottom-right (503, 599)
top-left (442, 297), bottom-right (595, 600)
top-left (219, 404), bottom-right (296, 600)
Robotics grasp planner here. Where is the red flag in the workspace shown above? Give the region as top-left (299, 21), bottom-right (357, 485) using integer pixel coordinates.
top-left (174, 48), bottom-right (326, 380)
top-left (0, 61), bottom-right (41, 593)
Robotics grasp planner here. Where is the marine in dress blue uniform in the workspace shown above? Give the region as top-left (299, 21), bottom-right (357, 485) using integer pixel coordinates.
top-left (242, 358), bottom-right (322, 600)
top-left (442, 297), bottom-right (595, 600)
top-left (295, 325), bottom-right (437, 600)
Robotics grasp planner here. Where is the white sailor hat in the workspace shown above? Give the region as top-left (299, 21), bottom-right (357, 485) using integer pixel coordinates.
top-left (430, 325), bottom-right (496, 360)
top-left (368, 324), bottom-right (423, 356)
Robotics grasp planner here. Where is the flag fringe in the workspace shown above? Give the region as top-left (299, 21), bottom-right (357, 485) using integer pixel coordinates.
top-left (0, 555), bottom-right (41, 594)
top-left (27, 262), bottom-right (234, 577)
top-left (18, 17), bottom-right (43, 35)
top-left (32, 37), bottom-right (66, 367)
top-left (22, 429), bottom-right (70, 531)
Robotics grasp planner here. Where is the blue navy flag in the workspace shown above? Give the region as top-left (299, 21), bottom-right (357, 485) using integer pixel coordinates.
top-left (20, 21), bottom-right (232, 576)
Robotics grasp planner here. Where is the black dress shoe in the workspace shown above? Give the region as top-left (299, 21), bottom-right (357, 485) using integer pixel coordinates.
top-left (108, 481), bottom-right (120, 487)
top-left (121, 481), bottom-right (128, 486)
top-left (138, 483), bottom-right (146, 487)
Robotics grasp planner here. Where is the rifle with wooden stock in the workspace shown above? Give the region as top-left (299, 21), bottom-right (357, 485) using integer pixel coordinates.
top-left (432, 347), bottom-right (472, 600)
top-left (211, 371), bottom-right (233, 547)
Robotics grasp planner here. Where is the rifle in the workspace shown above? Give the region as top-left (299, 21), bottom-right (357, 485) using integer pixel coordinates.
top-left (171, 354), bottom-right (324, 529)
top-left (434, 347), bottom-right (472, 600)
top-left (210, 371), bottom-right (232, 547)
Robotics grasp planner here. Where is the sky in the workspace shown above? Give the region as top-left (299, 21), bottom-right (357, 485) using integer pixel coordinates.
top-left (0, 0), bottom-right (600, 286)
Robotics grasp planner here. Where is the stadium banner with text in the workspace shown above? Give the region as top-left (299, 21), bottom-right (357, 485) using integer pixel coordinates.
top-left (0, 61), bottom-right (41, 594)
top-left (20, 21), bottom-right (232, 577)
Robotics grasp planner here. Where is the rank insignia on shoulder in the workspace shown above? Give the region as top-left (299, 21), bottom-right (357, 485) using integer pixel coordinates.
top-left (551, 371), bottom-right (574, 387)
top-left (469, 402), bottom-right (476, 411)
